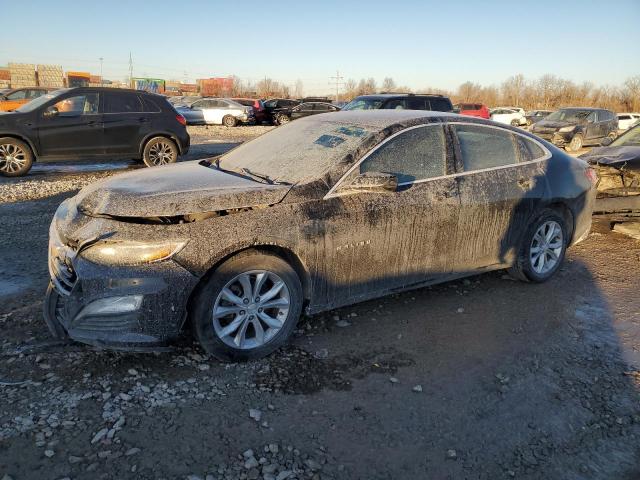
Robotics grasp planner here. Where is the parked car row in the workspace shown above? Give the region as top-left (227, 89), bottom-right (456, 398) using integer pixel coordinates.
top-left (0, 87), bottom-right (189, 176)
top-left (0, 87), bottom-right (55, 112)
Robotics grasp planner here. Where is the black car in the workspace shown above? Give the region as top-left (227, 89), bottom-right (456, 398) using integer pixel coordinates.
top-left (44, 110), bottom-right (595, 361)
top-left (0, 87), bottom-right (190, 176)
top-left (531, 107), bottom-right (618, 152)
top-left (524, 110), bottom-right (553, 126)
top-left (342, 93), bottom-right (453, 112)
top-left (274, 101), bottom-right (340, 125)
top-left (580, 124), bottom-right (640, 213)
top-left (263, 98), bottom-right (301, 125)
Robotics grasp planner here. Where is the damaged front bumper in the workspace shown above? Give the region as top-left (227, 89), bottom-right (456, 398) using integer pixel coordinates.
top-left (45, 203), bottom-right (199, 350)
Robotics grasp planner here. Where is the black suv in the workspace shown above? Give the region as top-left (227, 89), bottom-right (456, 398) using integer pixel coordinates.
top-left (342, 93), bottom-right (453, 112)
top-left (273, 102), bottom-right (340, 125)
top-left (531, 107), bottom-right (618, 152)
top-left (263, 98), bottom-right (302, 125)
top-left (0, 87), bottom-right (190, 177)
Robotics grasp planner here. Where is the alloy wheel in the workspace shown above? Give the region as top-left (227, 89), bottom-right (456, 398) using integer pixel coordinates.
top-left (0, 143), bottom-right (27, 174)
top-left (530, 220), bottom-right (564, 275)
top-left (147, 141), bottom-right (175, 165)
top-left (212, 270), bottom-right (290, 350)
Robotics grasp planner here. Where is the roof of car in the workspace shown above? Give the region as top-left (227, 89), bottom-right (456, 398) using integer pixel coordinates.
top-left (66, 86), bottom-right (162, 96)
top-left (354, 93), bottom-right (445, 99)
top-left (298, 109), bottom-right (458, 129)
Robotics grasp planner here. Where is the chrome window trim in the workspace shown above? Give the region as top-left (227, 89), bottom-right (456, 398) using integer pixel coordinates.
top-left (324, 121), bottom-right (552, 199)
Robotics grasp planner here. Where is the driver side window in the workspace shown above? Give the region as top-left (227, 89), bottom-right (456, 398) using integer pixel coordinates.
top-left (358, 125), bottom-right (446, 184)
top-left (52, 94), bottom-right (99, 116)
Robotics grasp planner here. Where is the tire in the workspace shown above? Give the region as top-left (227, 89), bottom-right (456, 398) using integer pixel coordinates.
top-left (607, 131), bottom-right (617, 141)
top-left (511, 119), bottom-right (520, 127)
top-left (0, 137), bottom-right (33, 177)
top-left (565, 134), bottom-right (583, 152)
top-left (142, 137), bottom-right (178, 167)
top-left (276, 114), bottom-right (291, 125)
top-left (191, 250), bottom-right (303, 362)
top-left (526, 119), bottom-right (532, 127)
top-left (508, 209), bottom-right (568, 283)
top-left (222, 115), bottom-right (237, 127)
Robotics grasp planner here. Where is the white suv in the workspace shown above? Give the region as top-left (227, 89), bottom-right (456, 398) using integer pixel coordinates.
top-left (490, 108), bottom-right (526, 127)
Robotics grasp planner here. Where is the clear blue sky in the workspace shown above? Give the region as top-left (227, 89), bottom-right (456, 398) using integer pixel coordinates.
top-left (1, 0), bottom-right (638, 95)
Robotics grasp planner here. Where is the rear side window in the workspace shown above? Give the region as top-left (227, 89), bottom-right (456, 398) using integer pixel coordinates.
top-left (105, 93), bottom-right (143, 113)
top-left (453, 124), bottom-right (518, 171)
top-left (407, 98), bottom-right (428, 110)
top-left (359, 125), bottom-right (446, 184)
top-left (429, 98), bottom-right (453, 112)
top-left (384, 98), bottom-right (408, 110)
top-left (141, 96), bottom-right (161, 113)
top-left (516, 136), bottom-right (546, 162)
top-left (619, 115), bottom-right (630, 120)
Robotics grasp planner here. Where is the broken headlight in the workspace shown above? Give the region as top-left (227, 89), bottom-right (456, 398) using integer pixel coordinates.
top-left (558, 125), bottom-right (576, 133)
top-left (80, 240), bottom-right (187, 266)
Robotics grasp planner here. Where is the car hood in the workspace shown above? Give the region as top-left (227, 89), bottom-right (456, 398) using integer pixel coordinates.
top-left (580, 146), bottom-right (640, 166)
top-left (75, 160), bottom-right (293, 218)
top-left (534, 120), bottom-right (577, 129)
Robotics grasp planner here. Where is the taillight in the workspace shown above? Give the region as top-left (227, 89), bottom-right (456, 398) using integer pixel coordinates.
top-left (584, 167), bottom-right (598, 185)
top-left (176, 114), bottom-right (186, 126)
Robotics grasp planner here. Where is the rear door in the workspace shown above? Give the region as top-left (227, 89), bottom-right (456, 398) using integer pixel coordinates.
top-left (584, 111), bottom-right (600, 141)
top-left (450, 123), bottom-right (549, 271)
top-left (37, 92), bottom-right (103, 157)
top-left (103, 92), bottom-right (150, 154)
top-left (291, 103), bottom-right (315, 119)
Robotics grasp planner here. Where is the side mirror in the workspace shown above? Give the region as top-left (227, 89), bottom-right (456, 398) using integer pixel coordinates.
top-left (338, 172), bottom-right (398, 194)
top-left (43, 106), bottom-right (59, 118)
top-left (601, 137), bottom-right (613, 147)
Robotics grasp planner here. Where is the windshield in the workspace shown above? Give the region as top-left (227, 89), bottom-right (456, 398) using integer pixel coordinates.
top-left (545, 109), bottom-right (591, 123)
top-left (342, 98), bottom-right (384, 110)
top-left (15, 89), bottom-right (68, 113)
top-left (611, 125), bottom-right (640, 147)
top-left (216, 118), bottom-right (372, 184)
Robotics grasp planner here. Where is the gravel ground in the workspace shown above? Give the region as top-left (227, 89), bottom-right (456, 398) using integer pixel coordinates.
top-left (1, 128), bottom-right (639, 479)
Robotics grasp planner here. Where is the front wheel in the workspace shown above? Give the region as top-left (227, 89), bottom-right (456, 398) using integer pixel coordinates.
top-left (191, 251), bottom-right (303, 361)
top-left (509, 210), bottom-right (567, 283)
top-left (0, 137), bottom-right (33, 177)
top-left (565, 134), bottom-right (583, 152)
top-left (222, 115), bottom-right (237, 127)
top-left (142, 137), bottom-right (178, 167)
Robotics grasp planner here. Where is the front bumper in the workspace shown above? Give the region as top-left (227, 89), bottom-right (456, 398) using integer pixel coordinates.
top-left (46, 210), bottom-right (199, 350)
top-left (534, 130), bottom-right (574, 147)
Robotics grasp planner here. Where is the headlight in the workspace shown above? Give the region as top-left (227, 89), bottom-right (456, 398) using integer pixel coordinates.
top-left (558, 125), bottom-right (576, 133)
top-left (80, 240), bottom-right (186, 265)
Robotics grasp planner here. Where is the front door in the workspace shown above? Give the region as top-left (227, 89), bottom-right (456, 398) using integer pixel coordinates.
top-left (311, 123), bottom-right (460, 309)
top-left (449, 123), bottom-right (549, 272)
top-left (37, 92), bottom-right (103, 157)
top-left (103, 92), bottom-right (149, 155)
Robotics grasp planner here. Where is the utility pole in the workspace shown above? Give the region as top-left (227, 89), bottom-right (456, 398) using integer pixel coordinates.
top-left (128, 52), bottom-right (134, 87)
top-left (329, 70), bottom-right (344, 102)
top-left (99, 57), bottom-right (104, 86)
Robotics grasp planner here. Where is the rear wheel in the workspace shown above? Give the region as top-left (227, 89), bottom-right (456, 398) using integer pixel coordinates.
top-left (510, 119), bottom-right (520, 127)
top-left (142, 137), bottom-right (178, 167)
top-left (0, 137), bottom-right (33, 177)
top-left (222, 115), bottom-right (237, 127)
top-left (565, 134), bottom-right (583, 152)
top-left (509, 210), bottom-right (567, 283)
top-left (191, 251), bottom-right (303, 362)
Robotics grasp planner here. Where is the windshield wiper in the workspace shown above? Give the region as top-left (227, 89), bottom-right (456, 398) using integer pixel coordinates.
top-left (240, 168), bottom-right (291, 185)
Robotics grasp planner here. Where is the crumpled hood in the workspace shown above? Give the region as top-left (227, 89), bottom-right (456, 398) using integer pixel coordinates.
top-left (535, 120), bottom-right (577, 129)
top-left (75, 160), bottom-right (293, 217)
top-left (580, 146), bottom-right (640, 166)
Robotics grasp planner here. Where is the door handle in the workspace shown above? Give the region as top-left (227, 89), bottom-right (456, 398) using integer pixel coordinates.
top-left (139, 117), bottom-right (149, 123)
top-left (517, 178), bottom-right (532, 190)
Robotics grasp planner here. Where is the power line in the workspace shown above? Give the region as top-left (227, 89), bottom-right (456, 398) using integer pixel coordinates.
top-left (329, 70), bottom-right (345, 101)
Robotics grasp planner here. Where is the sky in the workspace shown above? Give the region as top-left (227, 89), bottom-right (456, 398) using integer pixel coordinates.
top-left (1, 0), bottom-right (638, 95)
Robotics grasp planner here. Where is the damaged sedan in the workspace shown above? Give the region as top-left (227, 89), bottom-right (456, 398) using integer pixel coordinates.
top-left (580, 124), bottom-right (640, 214)
top-left (45, 110), bottom-right (596, 361)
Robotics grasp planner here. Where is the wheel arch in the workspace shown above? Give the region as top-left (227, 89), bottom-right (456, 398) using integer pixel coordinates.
top-left (545, 201), bottom-right (575, 243)
top-left (185, 244), bottom-right (312, 328)
top-left (138, 132), bottom-right (183, 157)
top-left (0, 134), bottom-right (38, 160)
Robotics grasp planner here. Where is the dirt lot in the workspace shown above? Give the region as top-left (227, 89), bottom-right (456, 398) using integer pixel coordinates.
top-left (1, 126), bottom-right (640, 480)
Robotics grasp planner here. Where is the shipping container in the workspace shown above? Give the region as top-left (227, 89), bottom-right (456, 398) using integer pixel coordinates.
top-left (132, 77), bottom-right (165, 94)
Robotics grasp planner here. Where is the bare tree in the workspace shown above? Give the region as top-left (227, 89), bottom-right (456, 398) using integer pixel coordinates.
top-left (381, 77), bottom-right (396, 92)
top-left (344, 78), bottom-right (357, 100)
